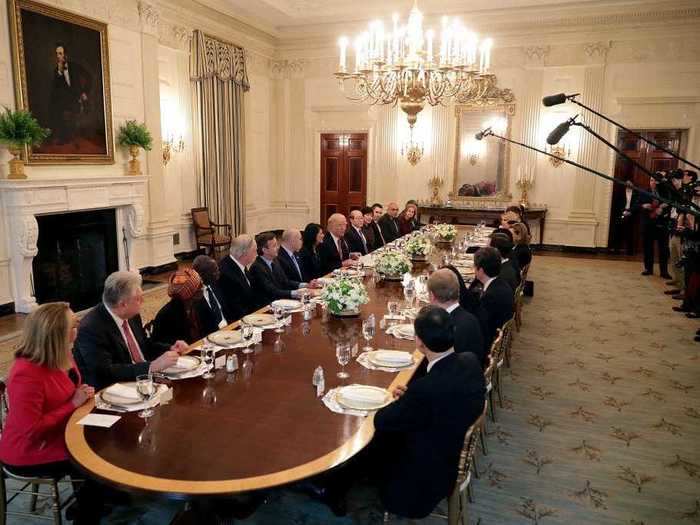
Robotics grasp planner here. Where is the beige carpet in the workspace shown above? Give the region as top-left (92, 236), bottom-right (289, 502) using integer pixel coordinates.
top-left (0, 284), bottom-right (169, 378)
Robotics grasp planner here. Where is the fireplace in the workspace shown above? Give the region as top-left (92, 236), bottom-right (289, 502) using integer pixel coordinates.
top-left (33, 209), bottom-right (119, 311)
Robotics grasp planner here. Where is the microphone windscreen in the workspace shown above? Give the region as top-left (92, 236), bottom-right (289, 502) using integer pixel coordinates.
top-left (542, 93), bottom-right (567, 107)
top-left (475, 131), bottom-right (484, 141)
top-left (547, 121), bottom-right (571, 145)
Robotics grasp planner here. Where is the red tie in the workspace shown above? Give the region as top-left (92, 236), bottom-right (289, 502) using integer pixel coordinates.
top-left (122, 320), bottom-right (144, 363)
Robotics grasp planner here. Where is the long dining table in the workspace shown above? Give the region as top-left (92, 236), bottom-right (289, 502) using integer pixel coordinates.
top-left (64, 241), bottom-right (467, 499)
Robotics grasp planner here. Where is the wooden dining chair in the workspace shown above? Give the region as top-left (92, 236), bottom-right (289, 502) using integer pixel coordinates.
top-left (500, 318), bottom-right (515, 373)
top-left (383, 401), bottom-right (487, 525)
top-left (191, 207), bottom-right (232, 260)
top-left (0, 379), bottom-right (80, 525)
top-left (486, 329), bottom-right (503, 422)
top-left (514, 280), bottom-right (526, 334)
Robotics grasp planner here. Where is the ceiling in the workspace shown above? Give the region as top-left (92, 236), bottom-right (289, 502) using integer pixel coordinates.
top-left (194, 0), bottom-right (666, 38)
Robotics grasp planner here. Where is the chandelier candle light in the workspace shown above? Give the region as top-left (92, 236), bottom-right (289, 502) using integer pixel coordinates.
top-left (335, 2), bottom-right (495, 129)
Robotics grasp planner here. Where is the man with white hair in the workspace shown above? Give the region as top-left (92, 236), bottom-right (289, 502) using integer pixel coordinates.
top-left (219, 234), bottom-right (264, 321)
top-left (319, 213), bottom-right (355, 274)
top-left (74, 271), bottom-right (188, 390)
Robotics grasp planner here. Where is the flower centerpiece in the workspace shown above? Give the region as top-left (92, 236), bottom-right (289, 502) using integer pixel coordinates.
top-left (404, 235), bottom-right (432, 261)
top-left (117, 120), bottom-right (153, 175)
top-left (0, 108), bottom-right (50, 179)
top-left (375, 250), bottom-right (412, 280)
top-left (321, 277), bottom-right (369, 316)
top-left (434, 223), bottom-right (458, 242)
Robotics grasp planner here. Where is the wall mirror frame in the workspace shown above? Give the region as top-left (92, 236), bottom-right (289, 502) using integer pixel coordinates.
top-left (452, 87), bottom-right (516, 205)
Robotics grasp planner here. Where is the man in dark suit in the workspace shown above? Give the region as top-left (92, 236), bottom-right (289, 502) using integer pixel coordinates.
top-left (250, 231), bottom-right (311, 303)
top-left (360, 206), bottom-right (380, 252)
top-left (319, 213), bottom-right (355, 274)
top-left (374, 306), bottom-right (485, 519)
top-left (345, 209), bottom-right (369, 255)
top-left (219, 234), bottom-right (264, 321)
top-left (192, 254), bottom-right (229, 334)
top-left (472, 247), bottom-right (515, 349)
top-left (74, 271), bottom-right (186, 391)
top-left (428, 269), bottom-right (486, 366)
top-left (377, 202), bottom-right (401, 243)
top-left (638, 177), bottom-right (672, 279)
top-left (277, 229), bottom-right (306, 283)
top-left (490, 233), bottom-right (521, 291)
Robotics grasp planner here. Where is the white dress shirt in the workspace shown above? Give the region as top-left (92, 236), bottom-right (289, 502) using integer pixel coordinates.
top-left (104, 303), bottom-right (145, 362)
top-left (445, 302), bottom-right (459, 314)
top-left (426, 348), bottom-right (455, 373)
top-left (203, 285), bottom-right (228, 329)
top-left (231, 255), bottom-right (250, 286)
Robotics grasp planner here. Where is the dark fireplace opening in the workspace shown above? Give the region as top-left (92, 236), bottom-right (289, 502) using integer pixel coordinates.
top-left (33, 209), bottom-right (119, 312)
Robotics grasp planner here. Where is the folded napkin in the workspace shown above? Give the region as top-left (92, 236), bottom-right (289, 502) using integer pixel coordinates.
top-left (374, 350), bottom-right (413, 365)
top-left (339, 386), bottom-right (387, 405)
top-left (104, 383), bottom-right (140, 401)
top-left (96, 385), bottom-right (170, 413)
top-left (386, 324), bottom-right (415, 341)
top-left (168, 357), bottom-right (194, 371)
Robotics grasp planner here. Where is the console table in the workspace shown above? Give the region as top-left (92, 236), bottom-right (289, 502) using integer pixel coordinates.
top-left (418, 205), bottom-right (547, 247)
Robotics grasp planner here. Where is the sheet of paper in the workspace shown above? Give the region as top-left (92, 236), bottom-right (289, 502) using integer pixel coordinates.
top-left (77, 414), bottom-right (121, 428)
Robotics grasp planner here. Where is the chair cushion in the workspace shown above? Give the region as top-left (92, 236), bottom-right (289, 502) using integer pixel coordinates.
top-left (198, 233), bottom-right (231, 245)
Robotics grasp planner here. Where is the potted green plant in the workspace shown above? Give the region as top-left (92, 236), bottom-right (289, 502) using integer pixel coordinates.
top-left (117, 120), bottom-right (152, 175)
top-left (0, 107), bottom-right (50, 179)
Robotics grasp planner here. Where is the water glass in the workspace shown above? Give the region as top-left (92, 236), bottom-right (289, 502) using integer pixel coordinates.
top-left (201, 344), bottom-right (215, 379)
top-left (336, 343), bottom-right (351, 379)
top-left (241, 322), bottom-right (255, 354)
top-left (362, 317), bottom-right (376, 352)
top-left (404, 285), bottom-right (416, 309)
top-left (273, 306), bottom-right (285, 333)
top-left (136, 374), bottom-right (155, 419)
top-left (387, 300), bottom-right (400, 317)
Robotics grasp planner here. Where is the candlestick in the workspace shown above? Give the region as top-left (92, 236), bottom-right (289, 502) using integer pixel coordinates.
top-left (338, 37), bottom-right (348, 72)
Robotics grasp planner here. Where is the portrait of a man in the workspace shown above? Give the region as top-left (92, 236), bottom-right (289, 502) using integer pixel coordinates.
top-left (9, 0), bottom-right (114, 163)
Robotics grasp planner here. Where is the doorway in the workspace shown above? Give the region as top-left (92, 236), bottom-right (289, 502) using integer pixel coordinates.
top-left (607, 129), bottom-right (683, 255)
top-left (320, 133), bottom-right (367, 225)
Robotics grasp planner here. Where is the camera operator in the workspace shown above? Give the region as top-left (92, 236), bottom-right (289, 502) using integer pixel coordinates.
top-left (638, 175), bottom-right (672, 279)
top-left (666, 170), bottom-right (687, 299)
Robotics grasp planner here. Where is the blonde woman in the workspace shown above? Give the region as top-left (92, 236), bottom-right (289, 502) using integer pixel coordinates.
top-left (0, 302), bottom-right (99, 523)
top-left (511, 222), bottom-right (532, 269)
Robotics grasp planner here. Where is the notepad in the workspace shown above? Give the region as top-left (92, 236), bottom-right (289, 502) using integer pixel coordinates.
top-left (77, 414), bottom-right (121, 428)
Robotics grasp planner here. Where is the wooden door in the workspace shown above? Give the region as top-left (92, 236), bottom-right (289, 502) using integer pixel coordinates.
top-left (607, 130), bottom-right (682, 254)
top-left (320, 133), bottom-right (367, 225)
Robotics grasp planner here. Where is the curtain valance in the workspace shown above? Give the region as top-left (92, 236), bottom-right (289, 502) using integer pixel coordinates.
top-left (190, 30), bottom-right (250, 90)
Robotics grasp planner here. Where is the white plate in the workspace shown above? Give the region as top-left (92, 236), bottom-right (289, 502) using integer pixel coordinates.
top-left (272, 299), bottom-right (302, 310)
top-left (101, 382), bottom-right (165, 406)
top-left (367, 350), bottom-right (414, 368)
top-left (243, 313), bottom-right (277, 327)
top-left (395, 324), bottom-right (415, 338)
top-left (162, 355), bottom-right (201, 375)
top-left (336, 385), bottom-right (392, 411)
top-left (207, 330), bottom-right (242, 347)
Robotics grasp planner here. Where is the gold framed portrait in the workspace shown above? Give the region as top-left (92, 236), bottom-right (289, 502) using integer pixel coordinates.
top-left (8, 0), bottom-right (114, 164)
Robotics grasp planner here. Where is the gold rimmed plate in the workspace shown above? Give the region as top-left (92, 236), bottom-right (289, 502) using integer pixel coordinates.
top-left (335, 385), bottom-right (392, 411)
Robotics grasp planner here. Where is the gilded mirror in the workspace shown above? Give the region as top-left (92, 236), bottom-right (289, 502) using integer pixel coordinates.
top-left (453, 93), bottom-right (516, 204)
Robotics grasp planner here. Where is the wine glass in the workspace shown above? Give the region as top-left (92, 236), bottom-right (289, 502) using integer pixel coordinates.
top-left (241, 322), bottom-right (255, 354)
top-left (403, 283), bottom-right (416, 309)
top-left (201, 344), bottom-right (215, 379)
top-left (336, 343), bottom-right (351, 379)
top-left (273, 305), bottom-right (285, 334)
top-left (362, 316), bottom-right (376, 352)
top-left (136, 374), bottom-right (156, 419)
top-left (387, 300), bottom-right (399, 318)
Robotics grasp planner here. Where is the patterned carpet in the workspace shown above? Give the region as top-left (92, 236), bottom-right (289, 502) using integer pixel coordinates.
top-left (6, 255), bottom-right (700, 524)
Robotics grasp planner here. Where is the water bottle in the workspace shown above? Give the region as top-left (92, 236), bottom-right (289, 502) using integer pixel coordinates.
top-left (312, 366), bottom-right (325, 397)
top-left (226, 353), bottom-right (238, 373)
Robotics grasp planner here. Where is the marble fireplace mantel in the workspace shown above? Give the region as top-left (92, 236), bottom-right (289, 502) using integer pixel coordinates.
top-left (0, 176), bottom-right (147, 313)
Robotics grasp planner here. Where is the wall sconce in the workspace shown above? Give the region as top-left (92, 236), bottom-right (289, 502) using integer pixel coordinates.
top-left (162, 134), bottom-right (185, 166)
top-left (401, 127), bottom-right (424, 166)
top-left (464, 139), bottom-right (485, 166)
top-left (547, 143), bottom-right (570, 167)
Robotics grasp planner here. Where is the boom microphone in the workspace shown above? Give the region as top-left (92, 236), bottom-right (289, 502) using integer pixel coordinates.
top-left (475, 127), bottom-right (492, 141)
top-left (546, 121), bottom-right (571, 145)
top-left (542, 93), bottom-right (567, 107)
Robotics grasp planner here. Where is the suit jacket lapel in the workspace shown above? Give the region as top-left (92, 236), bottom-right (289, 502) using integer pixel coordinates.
top-left (98, 304), bottom-right (132, 363)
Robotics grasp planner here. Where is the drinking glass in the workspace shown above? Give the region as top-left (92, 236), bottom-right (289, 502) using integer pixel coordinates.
top-left (336, 343), bottom-right (351, 378)
top-left (136, 374), bottom-right (156, 419)
top-left (241, 322), bottom-right (255, 354)
top-left (362, 316), bottom-right (376, 352)
top-left (300, 289), bottom-right (311, 305)
top-left (404, 284), bottom-right (416, 309)
top-left (273, 306), bottom-right (285, 333)
top-left (201, 344), bottom-right (215, 379)
top-left (387, 300), bottom-right (400, 318)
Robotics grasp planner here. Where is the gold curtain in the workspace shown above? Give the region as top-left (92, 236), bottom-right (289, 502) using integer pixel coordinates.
top-left (190, 30), bottom-right (250, 234)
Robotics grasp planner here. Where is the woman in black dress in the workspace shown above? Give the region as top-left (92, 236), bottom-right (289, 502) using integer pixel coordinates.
top-left (299, 223), bottom-right (325, 281)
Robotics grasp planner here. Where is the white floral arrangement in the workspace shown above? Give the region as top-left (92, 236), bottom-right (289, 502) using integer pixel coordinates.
top-left (375, 250), bottom-right (412, 277)
top-left (404, 236), bottom-right (432, 258)
top-left (434, 223), bottom-right (457, 241)
top-left (321, 277), bottom-right (369, 315)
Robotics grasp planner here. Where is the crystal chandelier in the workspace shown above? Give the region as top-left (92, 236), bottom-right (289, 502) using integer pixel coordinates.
top-left (401, 128), bottom-right (424, 166)
top-left (335, 1), bottom-right (495, 129)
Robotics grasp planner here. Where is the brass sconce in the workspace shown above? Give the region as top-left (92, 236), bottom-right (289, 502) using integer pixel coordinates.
top-left (547, 144), bottom-right (570, 167)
